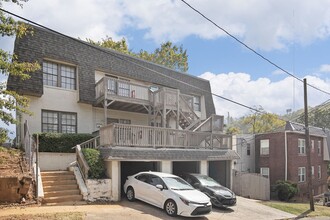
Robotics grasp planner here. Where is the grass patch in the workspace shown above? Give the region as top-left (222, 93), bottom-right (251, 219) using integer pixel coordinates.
top-left (0, 212), bottom-right (85, 220)
top-left (262, 201), bottom-right (330, 217)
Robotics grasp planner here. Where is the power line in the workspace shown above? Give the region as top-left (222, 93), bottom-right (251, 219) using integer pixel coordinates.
top-left (0, 8), bottom-right (262, 113)
top-left (179, 0), bottom-right (330, 96)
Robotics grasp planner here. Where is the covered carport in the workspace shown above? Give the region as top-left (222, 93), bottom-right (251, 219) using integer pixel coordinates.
top-left (172, 161), bottom-right (200, 176)
top-left (100, 147), bottom-right (240, 201)
top-left (120, 161), bottom-right (159, 195)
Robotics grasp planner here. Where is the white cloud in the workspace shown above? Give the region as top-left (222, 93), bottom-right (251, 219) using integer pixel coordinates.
top-left (199, 72), bottom-right (330, 118)
top-left (319, 64), bottom-right (330, 73)
top-left (2, 0), bottom-right (330, 51)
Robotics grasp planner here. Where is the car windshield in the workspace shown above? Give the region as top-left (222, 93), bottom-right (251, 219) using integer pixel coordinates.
top-left (163, 177), bottom-right (194, 190)
top-left (195, 175), bottom-right (221, 187)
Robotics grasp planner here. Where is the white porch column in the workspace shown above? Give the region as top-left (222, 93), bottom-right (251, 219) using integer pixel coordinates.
top-left (160, 161), bottom-right (172, 173)
top-left (111, 160), bottom-right (121, 201)
top-left (200, 160), bottom-right (208, 175)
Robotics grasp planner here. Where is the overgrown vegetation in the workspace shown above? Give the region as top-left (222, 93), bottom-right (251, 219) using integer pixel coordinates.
top-left (82, 148), bottom-right (105, 179)
top-left (275, 180), bottom-right (298, 201)
top-left (34, 133), bottom-right (94, 153)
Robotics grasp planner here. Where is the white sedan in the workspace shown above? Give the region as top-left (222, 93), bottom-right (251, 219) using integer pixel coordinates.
top-left (123, 171), bottom-right (212, 217)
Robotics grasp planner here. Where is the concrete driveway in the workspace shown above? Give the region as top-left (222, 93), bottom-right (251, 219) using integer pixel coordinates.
top-left (86, 196), bottom-right (296, 220)
top-left (0, 196), bottom-right (296, 220)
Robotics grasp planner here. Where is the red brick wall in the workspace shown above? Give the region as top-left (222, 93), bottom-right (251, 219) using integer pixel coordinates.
top-left (256, 132), bottom-right (328, 196)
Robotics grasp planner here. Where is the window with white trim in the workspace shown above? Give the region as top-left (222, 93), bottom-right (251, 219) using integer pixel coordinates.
top-left (311, 140), bottom-right (315, 153)
top-left (42, 110), bottom-right (77, 133)
top-left (260, 139), bottom-right (269, 155)
top-left (298, 167), bottom-right (306, 182)
top-left (311, 166), bottom-right (314, 177)
top-left (193, 96), bottom-right (201, 112)
top-left (318, 166), bottom-right (321, 179)
top-left (43, 61), bottom-right (76, 90)
top-left (298, 139), bottom-right (306, 155)
top-left (317, 141), bottom-right (321, 156)
top-left (260, 167), bottom-right (269, 178)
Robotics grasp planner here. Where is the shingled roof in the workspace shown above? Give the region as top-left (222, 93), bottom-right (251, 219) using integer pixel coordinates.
top-left (99, 147), bottom-right (240, 161)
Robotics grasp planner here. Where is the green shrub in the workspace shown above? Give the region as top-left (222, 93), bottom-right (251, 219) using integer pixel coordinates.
top-left (275, 180), bottom-right (298, 201)
top-left (82, 148), bottom-right (105, 179)
top-left (34, 133), bottom-right (94, 153)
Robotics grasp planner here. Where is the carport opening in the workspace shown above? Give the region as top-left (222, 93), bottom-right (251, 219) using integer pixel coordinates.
top-left (172, 161), bottom-right (200, 177)
top-left (121, 161), bottom-right (160, 196)
top-left (209, 160), bottom-right (228, 187)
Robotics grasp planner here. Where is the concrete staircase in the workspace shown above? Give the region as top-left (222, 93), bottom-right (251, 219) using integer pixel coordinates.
top-left (41, 171), bottom-right (83, 204)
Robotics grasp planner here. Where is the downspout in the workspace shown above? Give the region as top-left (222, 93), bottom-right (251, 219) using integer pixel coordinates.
top-left (284, 131), bottom-right (288, 181)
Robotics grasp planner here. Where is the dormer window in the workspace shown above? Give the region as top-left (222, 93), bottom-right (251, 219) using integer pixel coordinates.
top-left (43, 61), bottom-right (76, 90)
top-left (193, 96), bottom-right (201, 112)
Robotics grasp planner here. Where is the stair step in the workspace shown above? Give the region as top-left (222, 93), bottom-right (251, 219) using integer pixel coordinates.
top-left (42, 179), bottom-right (77, 186)
top-left (41, 171), bottom-right (74, 177)
top-left (44, 189), bottom-right (81, 197)
top-left (43, 184), bottom-right (78, 192)
top-left (43, 195), bottom-right (83, 203)
top-left (42, 175), bottom-right (75, 181)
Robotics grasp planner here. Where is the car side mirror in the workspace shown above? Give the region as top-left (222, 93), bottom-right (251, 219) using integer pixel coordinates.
top-left (193, 183), bottom-right (201, 189)
top-left (156, 184), bottom-right (164, 190)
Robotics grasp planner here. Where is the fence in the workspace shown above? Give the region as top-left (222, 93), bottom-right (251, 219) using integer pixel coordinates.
top-left (232, 170), bottom-right (270, 200)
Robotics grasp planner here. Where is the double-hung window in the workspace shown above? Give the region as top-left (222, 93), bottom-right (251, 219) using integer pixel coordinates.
top-left (298, 139), bottom-right (306, 155)
top-left (298, 167), bottom-right (306, 182)
top-left (318, 166), bottom-right (321, 179)
top-left (260, 167), bottom-right (269, 178)
top-left (317, 141), bottom-right (321, 156)
top-left (311, 140), bottom-right (315, 153)
top-left (260, 139), bottom-right (269, 155)
top-left (42, 110), bottom-right (77, 133)
top-left (43, 61), bottom-right (76, 90)
top-left (193, 96), bottom-right (201, 112)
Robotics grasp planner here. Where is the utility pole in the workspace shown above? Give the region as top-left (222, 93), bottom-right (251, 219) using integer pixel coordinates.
top-left (304, 78), bottom-right (314, 211)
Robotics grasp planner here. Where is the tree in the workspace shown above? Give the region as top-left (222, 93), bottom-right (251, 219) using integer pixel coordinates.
top-left (0, 0), bottom-right (40, 126)
top-left (295, 105), bottom-right (330, 129)
top-left (242, 106), bottom-right (286, 134)
top-left (87, 38), bottom-right (189, 72)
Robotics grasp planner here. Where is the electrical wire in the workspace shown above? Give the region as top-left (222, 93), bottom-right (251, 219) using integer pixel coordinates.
top-left (179, 0), bottom-right (330, 96)
top-left (0, 8), bottom-right (262, 113)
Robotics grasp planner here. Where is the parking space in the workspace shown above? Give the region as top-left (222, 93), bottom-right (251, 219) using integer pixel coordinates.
top-left (0, 196), bottom-right (296, 220)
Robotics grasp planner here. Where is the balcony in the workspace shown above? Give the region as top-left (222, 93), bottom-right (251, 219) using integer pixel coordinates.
top-left (99, 123), bottom-right (232, 149)
top-left (95, 77), bottom-right (152, 113)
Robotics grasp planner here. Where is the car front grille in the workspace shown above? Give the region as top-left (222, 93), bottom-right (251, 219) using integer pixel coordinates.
top-left (216, 196), bottom-right (237, 206)
top-left (191, 205), bottom-right (212, 216)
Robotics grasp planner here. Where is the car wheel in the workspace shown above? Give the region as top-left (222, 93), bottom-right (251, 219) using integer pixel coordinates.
top-left (164, 199), bottom-right (177, 216)
top-left (126, 187), bottom-right (135, 201)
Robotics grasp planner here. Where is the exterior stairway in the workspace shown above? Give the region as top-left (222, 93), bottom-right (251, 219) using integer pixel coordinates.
top-left (41, 171), bottom-right (83, 204)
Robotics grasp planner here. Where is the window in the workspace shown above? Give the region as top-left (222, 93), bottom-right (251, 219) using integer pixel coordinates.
top-left (298, 167), bottom-right (306, 182)
top-left (247, 143), bottom-right (251, 156)
top-left (311, 140), bottom-right (315, 153)
top-left (318, 166), bottom-right (321, 179)
top-left (43, 61), bottom-right (76, 90)
top-left (42, 110), bottom-right (77, 133)
top-left (318, 141), bottom-right (321, 156)
top-left (193, 96), bottom-right (201, 111)
top-left (260, 139), bottom-right (269, 155)
top-left (298, 139), bottom-right (306, 155)
top-left (260, 167), bottom-right (269, 178)
top-left (311, 166), bottom-right (314, 177)
top-left (107, 118), bottom-right (131, 124)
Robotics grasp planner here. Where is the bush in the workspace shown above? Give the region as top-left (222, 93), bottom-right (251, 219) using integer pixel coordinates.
top-left (34, 133), bottom-right (94, 153)
top-left (275, 180), bottom-right (298, 201)
top-left (82, 148), bottom-right (105, 179)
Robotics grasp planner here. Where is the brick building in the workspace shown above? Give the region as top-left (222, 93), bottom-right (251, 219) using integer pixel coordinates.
top-left (255, 121), bottom-right (330, 197)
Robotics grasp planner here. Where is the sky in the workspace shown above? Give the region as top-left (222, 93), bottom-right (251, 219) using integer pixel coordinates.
top-left (1, 0), bottom-right (330, 128)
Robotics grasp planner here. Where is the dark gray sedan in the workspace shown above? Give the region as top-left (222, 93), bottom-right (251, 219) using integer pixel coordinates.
top-left (181, 173), bottom-right (236, 207)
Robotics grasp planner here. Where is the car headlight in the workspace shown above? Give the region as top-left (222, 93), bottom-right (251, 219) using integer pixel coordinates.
top-left (232, 193), bottom-right (236, 198)
top-left (180, 197), bottom-right (190, 206)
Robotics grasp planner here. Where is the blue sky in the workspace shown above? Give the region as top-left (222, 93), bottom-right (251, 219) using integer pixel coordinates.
top-left (1, 0), bottom-right (330, 124)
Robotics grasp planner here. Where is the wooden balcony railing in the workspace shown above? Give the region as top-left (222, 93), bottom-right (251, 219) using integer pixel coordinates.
top-left (99, 123), bottom-right (232, 149)
top-left (95, 77), bottom-right (151, 102)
